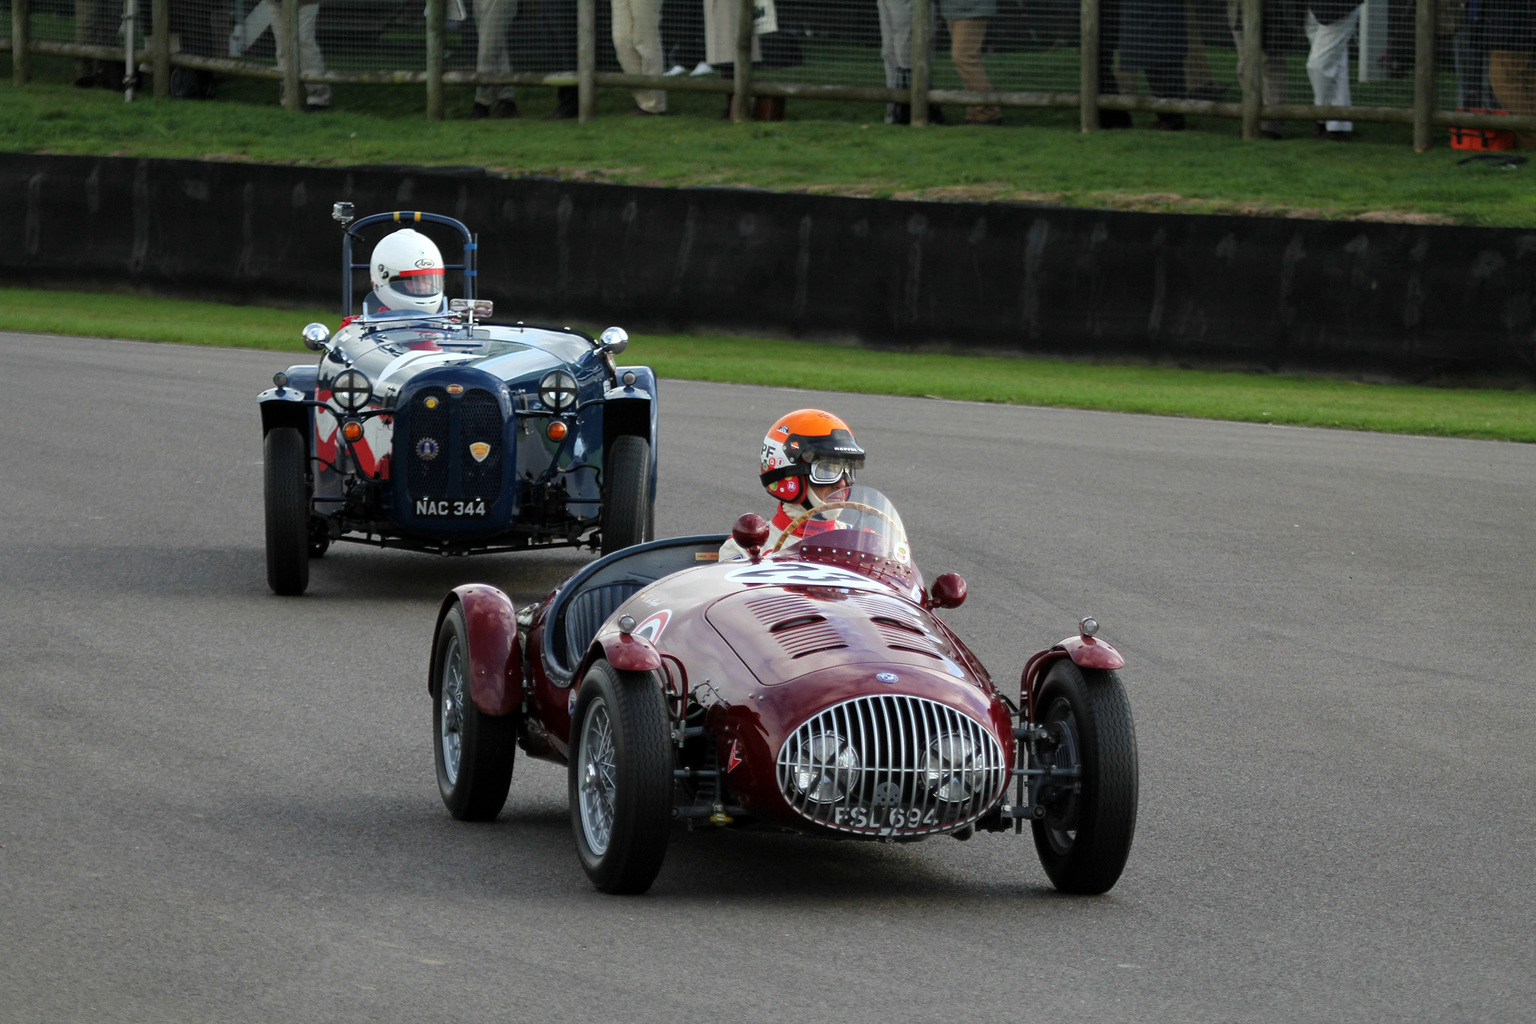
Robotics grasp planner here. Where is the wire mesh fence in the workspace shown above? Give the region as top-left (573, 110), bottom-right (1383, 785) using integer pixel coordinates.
top-left (4, 0), bottom-right (1536, 145)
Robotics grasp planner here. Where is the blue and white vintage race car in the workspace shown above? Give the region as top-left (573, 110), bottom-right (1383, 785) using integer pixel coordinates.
top-left (256, 206), bottom-right (658, 595)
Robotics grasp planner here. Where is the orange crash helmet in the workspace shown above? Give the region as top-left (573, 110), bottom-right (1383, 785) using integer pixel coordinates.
top-left (759, 409), bottom-right (865, 507)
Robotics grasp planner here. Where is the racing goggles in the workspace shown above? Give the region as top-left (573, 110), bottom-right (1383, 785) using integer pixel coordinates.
top-left (806, 456), bottom-right (859, 486)
top-left (396, 269), bottom-right (444, 297)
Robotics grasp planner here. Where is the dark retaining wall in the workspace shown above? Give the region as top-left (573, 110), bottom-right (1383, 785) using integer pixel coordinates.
top-left (4, 153), bottom-right (1534, 384)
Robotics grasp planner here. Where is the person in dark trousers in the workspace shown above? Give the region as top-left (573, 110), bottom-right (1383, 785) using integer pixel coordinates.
top-left (1120, 0), bottom-right (1189, 129)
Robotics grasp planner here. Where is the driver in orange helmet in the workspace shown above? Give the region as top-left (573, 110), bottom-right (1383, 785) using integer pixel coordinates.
top-left (720, 409), bottom-right (866, 561)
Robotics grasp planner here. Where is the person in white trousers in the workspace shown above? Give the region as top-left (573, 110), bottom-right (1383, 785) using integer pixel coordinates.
top-left (471, 0), bottom-right (519, 118)
top-left (1305, 1), bottom-right (1362, 138)
top-left (267, 0), bottom-right (331, 109)
top-left (613, 0), bottom-right (667, 113)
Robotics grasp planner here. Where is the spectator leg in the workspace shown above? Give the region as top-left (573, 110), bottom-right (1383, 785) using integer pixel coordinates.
top-left (1304, 7), bottom-right (1359, 133)
top-left (947, 17), bottom-right (1000, 123)
top-left (474, 0), bottom-right (517, 107)
top-left (1490, 49), bottom-right (1536, 149)
top-left (613, 0), bottom-right (667, 112)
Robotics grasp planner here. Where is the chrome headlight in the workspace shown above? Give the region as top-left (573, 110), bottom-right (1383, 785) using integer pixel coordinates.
top-left (331, 368), bottom-right (372, 413)
top-left (921, 733), bottom-right (985, 804)
top-left (538, 370), bottom-right (577, 412)
top-left (786, 733), bottom-right (861, 804)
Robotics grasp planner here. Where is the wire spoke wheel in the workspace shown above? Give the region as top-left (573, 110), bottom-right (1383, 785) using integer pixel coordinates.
top-left (568, 660), bottom-right (673, 894)
top-left (432, 603), bottom-right (515, 821)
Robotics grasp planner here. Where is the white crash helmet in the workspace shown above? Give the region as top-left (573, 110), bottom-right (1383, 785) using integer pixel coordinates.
top-left (369, 228), bottom-right (445, 313)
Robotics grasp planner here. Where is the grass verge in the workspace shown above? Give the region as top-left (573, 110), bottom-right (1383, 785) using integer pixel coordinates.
top-left (5, 286), bottom-right (1531, 442)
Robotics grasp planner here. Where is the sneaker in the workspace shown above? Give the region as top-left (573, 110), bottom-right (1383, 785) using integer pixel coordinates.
top-left (663, 64), bottom-right (687, 77)
top-left (689, 61), bottom-right (713, 76)
top-left (627, 105), bottom-right (664, 116)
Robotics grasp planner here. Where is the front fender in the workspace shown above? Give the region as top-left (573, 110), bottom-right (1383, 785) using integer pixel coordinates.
top-left (1021, 636), bottom-right (1125, 717)
top-left (571, 628), bottom-right (663, 682)
top-left (430, 584), bottom-right (523, 716)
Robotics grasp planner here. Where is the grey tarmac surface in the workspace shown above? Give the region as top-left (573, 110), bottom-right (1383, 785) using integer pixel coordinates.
top-left (1, 331), bottom-right (1533, 1024)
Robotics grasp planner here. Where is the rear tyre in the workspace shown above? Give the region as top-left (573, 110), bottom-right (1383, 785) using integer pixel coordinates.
top-left (569, 660), bottom-right (673, 894)
top-left (1030, 659), bottom-right (1138, 894)
top-left (433, 604), bottom-right (516, 821)
top-left (601, 435), bottom-right (652, 555)
top-left (264, 427), bottom-right (310, 596)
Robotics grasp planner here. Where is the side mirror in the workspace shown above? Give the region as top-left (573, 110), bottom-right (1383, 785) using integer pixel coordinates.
top-left (598, 326), bottom-right (629, 355)
top-left (928, 572), bottom-right (967, 610)
top-left (301, 322), bottom-right (331, 352)
top-left (731, 513), bottom-right (770, 563)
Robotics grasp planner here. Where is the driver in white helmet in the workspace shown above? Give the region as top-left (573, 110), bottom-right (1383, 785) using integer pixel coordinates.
top-left (719, 409), bottom-right (866, 561)
top-left (364, 227), bottom-right (447, 315)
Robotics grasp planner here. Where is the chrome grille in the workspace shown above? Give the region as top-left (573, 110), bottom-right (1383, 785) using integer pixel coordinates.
top-left (776, 694), bottom-right (1007, 837)
top-left (407, 387), bottom-right (450, 495)
top-left (458, 388), bottom-right (503, 499)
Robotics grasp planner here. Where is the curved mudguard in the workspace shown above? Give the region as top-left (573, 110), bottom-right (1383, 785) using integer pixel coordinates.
top-left (258, 364), bottom-right (319, 436)
top-left (1020, 635), bottom-right (1125, 718)
top-left (431, 584), bottom-right (524, 716)
top-left (606, 365), bottom-right (659, 503)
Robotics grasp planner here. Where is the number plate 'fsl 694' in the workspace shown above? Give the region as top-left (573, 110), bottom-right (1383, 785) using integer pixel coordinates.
top-left (415, 498), bottom-right (488, 517)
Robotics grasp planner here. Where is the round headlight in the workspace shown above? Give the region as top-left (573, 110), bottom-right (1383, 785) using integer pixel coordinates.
top-left (921, 733), bottom-right (983, 804)
top-left (789, 733), bottom-right (860, 804)
top-left (331, 369), bottom-right (373, 413)
top-left (539, 370), bottom-right (578, 412)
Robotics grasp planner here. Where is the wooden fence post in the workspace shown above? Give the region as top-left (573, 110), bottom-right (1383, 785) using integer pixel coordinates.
top-left (1079, 0), bottom-right (1098, 132)
top-left (733, 0), bottom-right (754, 121)
top-left (151, 0), bottom-right (169, 98)
top-left (12, 0), bottom-right (29, 86)
top-left (426, 0), bottom-right (445, 120)
top-left (1240, 0), bottom-right (1262, 140)
top-left (912, 0), bottom-right (932, 125)
top-left (1412, 0), bottom-right (1435, 151)
top-left (280, 0), bottom-right (300, 111)
top-left (578, 0), bottom-right (596, 122)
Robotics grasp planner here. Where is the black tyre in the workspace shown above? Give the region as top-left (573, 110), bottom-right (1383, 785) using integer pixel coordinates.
top-left (1030, 659), bottom-right (1138, 894)
top-left (568, 660), bottom-right (673, 894)
top-left (264, 427), bottom-right (310, 596)
top-left (601, 434), bottom-right (652, 555)
top-left (433, 604), bottom-right (516, 821)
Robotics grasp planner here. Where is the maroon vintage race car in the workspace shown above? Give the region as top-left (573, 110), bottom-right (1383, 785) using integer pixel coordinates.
top-left (427, 486), bottom-right (1138, 895)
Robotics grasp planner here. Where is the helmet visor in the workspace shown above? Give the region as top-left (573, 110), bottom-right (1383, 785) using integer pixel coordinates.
top-left (807, 456), bottom-right (859, 486)
top-left (396, 269), bottom-right (443, 297)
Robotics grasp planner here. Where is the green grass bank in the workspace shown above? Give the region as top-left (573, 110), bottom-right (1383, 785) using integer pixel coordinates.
top-left (5, 287), bottom-right (1531, 442)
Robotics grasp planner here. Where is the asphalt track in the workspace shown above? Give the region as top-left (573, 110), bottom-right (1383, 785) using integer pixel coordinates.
top-left (2, 331), bottom-right (1533, 1024)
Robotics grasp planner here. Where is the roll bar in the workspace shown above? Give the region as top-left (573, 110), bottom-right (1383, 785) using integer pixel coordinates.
top-left (335, 208), bottom-right (477, 316)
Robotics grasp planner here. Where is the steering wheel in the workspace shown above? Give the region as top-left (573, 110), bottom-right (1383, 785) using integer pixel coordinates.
top-left (769, 500), bottom-right (898, 554)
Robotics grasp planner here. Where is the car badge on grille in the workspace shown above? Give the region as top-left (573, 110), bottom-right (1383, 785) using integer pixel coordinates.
top-left (469, 442), bottom-right (491, 462)
top-left (424, 397), bottom-right (439, 409)
top-left (446, 384), bottom-right (464, 395)
top-left (876, 672), bottom-right (899, 684)
top-left (415, 437), bottom-right (440, 461)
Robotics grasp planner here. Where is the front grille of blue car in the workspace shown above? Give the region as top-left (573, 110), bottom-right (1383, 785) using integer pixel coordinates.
top-left (407, 387), bottom-right (451, 495)
top-left (458, 389), bottom-right (502, 500)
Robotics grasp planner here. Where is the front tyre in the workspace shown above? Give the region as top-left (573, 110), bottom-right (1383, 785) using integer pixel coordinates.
top-left (1030, 659), bottom-right (1138, 894)
top-left (569, 660), bottom-right (673, 894)
top-left (601, 435), bottom-right (652, 555)
top-left (264, 427), bottom-right (310, 596)
top-left (433, 604), bottom-right (516, 821)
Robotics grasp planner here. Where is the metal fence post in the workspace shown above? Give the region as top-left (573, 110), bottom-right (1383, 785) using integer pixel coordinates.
top-left (912, 0), bottom-right (931, 126)
top-left (1079, 0), bottom-right (1098, 132)
top-left (426, 0), bottom-right (445, 120)
top-left (1240, 0), bottom-right (1262, 140)
top-left (733, 0), bottom-right (754, 121)
top-left (11, 0), bottom-right (29, 86)
top-left (578, 0), bottom-right (596, 122)
top-left (151, 0), bottom-right (169, 98)
top-left (280, 0), bottom-right (300, 111)
top-left (1412, 0), bottom-right (1435, 151)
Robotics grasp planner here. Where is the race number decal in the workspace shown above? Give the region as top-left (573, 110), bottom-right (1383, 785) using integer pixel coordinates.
top-left (723, 561), bottom-right (890, 592)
